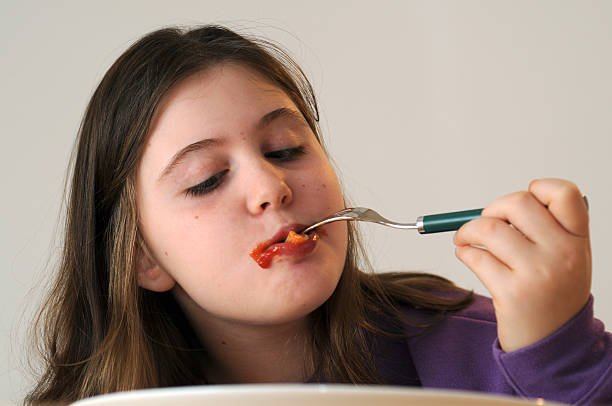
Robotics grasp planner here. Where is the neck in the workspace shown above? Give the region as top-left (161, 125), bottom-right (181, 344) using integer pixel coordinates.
top-left (174, 289), bottom-right (313, 384)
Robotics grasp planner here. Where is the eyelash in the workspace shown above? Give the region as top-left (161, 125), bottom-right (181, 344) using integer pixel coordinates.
top-left (185, 147), bottom-right (306, 197)
top-left (264, 146), bottom-right (306, 161)
top-left (186, 169), bottom-right (229, 197)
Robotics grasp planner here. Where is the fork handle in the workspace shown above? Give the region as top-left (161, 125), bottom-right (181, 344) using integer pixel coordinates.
top-left (417, 195), bottom-right (588, 234)
top-left (417, 209), bottom-right (483, 234)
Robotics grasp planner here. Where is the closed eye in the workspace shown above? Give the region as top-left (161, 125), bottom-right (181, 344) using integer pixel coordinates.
top-left (186, 169), bottom-right (229, 197)
top-left (264, 146), bottom-right (306, 162)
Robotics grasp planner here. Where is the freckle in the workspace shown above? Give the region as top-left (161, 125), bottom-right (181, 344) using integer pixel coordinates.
top-left (301, 184), bottom-right (306, 188)
top-left (194, 215), bottom-right (199, 219)
top-left (164, 251), bottom-right (168, 256)
top-left (322, 184), bottom-right (327, 189)
top-left (221, 341), bottom-right (227, 345)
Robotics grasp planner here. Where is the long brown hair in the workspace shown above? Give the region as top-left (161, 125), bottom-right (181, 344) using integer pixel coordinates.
top-left (26, 25), bottom-right (472, 405)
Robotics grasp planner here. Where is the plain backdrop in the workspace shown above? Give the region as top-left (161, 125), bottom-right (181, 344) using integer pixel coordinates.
top-left (1, 0), bottom-right (611, 403)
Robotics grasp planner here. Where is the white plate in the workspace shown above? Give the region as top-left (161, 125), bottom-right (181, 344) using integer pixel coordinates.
top-left (71, 384), bottom-right (564, 405)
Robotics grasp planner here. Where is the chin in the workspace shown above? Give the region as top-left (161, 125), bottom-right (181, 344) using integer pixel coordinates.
top-left (267, 284), bottom-right (338, 324)
top-left (251, 304), bottom-right (322, 326)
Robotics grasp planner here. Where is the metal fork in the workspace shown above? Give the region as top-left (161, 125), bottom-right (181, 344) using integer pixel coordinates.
top-left (301, 196), bottom-right (589, 235)
top-left (300, 207), bottom-right (483, 235)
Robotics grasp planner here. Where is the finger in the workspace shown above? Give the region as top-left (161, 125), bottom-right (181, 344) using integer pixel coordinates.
top-left (528, 178), bottom-right (589, 237)
top-left (454, 217), bottom-right (535, 272)
top-left (482, 191), bottom-right (567, 244)
top-left (455, 245), bottom-right (512, 297)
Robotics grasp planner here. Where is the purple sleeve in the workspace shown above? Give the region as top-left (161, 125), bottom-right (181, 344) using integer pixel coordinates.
top-left (492, 296), bottom-right (612, 404)
top-left (406, 294), bottom-right (612, 404)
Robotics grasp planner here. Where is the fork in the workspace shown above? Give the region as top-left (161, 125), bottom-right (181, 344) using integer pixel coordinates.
top-left (300, 207), bottom-right (484, 234)
top-left (300, 196), bottom-right (589, 235)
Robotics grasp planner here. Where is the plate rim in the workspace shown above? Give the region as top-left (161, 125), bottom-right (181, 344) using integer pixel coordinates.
top-left (72, 384), bottom-right (558, 405)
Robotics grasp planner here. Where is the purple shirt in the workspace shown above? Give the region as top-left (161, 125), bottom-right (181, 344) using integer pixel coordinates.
top-left (371, 294), bottom-right (612, 404)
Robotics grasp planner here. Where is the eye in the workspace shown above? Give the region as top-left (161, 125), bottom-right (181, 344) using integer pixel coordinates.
top-left (186, 170), bottom-right (229, 197)
top-left (264, 146), bottom-right (306, 162)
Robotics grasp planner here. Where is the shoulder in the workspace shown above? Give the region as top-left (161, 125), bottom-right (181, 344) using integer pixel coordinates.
top-left (400, 291), bottom-right (496, 321)
top-left (398, 292), bottom-right (497, 336)
top-left (451, 293), bottom-right (496, 323)
top-left (369, 292), bottom-right (499, 386)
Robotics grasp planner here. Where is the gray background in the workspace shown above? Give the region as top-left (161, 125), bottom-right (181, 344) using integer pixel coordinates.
top-left (2, 0), bottom-right (611, 403)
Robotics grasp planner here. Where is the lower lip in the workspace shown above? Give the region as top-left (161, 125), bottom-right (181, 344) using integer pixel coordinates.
top-left (250, 232), bottom-right (320, 269)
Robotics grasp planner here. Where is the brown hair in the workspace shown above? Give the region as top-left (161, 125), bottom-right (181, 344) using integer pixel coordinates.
top-left (26, 25), bottom-right (472, 404)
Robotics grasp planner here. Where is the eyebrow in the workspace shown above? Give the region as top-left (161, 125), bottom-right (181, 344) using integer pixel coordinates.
top-left (158, 138), bottom-right (221, 181)
top-left (257, 107), bottom-right (309, 131)
top-left (158, 107), bottom-right (308, 181)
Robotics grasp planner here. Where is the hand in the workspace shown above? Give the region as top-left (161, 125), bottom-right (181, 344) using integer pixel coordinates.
top-left (453, 178), bottom-right (592, 352)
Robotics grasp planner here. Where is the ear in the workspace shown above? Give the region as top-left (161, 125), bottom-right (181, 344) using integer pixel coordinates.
top-left (136, 243), bottom-right (176, 292)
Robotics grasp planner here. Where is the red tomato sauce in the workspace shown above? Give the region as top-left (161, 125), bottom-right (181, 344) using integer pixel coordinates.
top-left (250, 232), bottom-right (319, 268)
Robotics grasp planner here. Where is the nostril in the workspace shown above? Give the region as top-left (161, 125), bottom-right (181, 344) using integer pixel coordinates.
top-left (261, 202), bottom-right (270, 210)
top-left (281, 196), bottom-right (287, 204)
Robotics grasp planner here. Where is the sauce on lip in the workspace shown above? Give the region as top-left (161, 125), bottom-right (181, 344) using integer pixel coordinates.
top-left (250, 231), bottom-right (319, 269)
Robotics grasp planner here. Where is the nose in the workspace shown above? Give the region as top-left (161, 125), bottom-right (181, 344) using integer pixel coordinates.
top-left (246, 160), bottom-right (293, 214)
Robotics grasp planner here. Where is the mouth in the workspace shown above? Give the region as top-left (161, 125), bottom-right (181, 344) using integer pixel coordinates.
top-left (249, 223), bottom-right (319, 269)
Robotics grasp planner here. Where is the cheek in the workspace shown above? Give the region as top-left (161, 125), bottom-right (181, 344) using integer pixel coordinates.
top-left (300, 167), bottom-right (344, 210)
top-left (144, 207), bottom-right (231, 275)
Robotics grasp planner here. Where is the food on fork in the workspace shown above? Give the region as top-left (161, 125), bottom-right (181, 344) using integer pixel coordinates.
top-left (285, 230), bottom-right (309, 244)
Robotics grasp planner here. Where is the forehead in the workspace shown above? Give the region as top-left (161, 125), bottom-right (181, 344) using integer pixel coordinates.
top-left (154, 63), bottom-right (290, 124)
top-left (139, 63), bottom-right (303, 173)
top-left (144, 63), bottom-right (299, 151)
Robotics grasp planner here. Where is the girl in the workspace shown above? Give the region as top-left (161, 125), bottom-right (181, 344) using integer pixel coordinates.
top-left (27, 25), bottom-right (612, 405)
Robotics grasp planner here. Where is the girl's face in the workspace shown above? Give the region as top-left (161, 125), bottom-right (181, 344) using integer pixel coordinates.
top-left (135, 64), bottom-right (347, 325)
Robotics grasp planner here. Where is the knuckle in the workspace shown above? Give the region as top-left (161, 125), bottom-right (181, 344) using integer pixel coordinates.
top-left (511, 190), bottom-right (533, 207)
top-left (547, 236), bottom-right (585, 275)
top-left (558, 242), bottom-right (582, 271)
top-left (463, 248), bottom-right (480, 266)
top-left (479, 219), bottom-right (500, 237)
top-left (558, 181), bottom-right (580, 201)
top-left (528, 178), bottom-right (541, 191)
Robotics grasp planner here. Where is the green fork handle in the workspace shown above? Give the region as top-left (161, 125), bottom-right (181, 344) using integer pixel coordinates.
top-left (417, 209), bottom-right (483, 234)
top-left (417, 195), bottom-right (589, 234)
